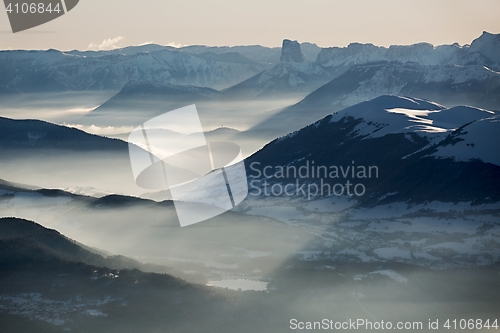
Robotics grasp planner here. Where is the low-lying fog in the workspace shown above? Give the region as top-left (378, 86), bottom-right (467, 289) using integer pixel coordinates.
top-left (0, 91), bottom-right (118, 123)
top-left (1, 151), bottom-right (144, 196)
top-left (0, 92), bottom-right (310, 197)
top-left (1, 189), bottom-right (498, 331)
top-left (1, 90), bottom-right (308, 157)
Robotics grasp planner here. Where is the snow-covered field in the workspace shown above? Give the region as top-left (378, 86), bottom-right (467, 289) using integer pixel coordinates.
top-left (241, 195), bottom-right (500, 268)
top-left (0, 293), bottom-right (116, 326)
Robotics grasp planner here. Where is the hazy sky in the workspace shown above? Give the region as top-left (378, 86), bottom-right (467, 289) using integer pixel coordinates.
top-left (1, 0), bottom-right (499, 50)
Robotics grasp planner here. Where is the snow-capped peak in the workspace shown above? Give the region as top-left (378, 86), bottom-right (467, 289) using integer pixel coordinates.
top-left (316, 31), bottom-right (500, 71)
top-left (328, 95), bottom-right (495, 139)
top-left (432, 116), bottom-right (500, 166)
top-left (469, 31), bottom-right (500, 65)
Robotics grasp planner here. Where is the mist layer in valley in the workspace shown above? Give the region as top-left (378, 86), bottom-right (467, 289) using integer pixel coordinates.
top-left (1, 32), bottom-right (500, 332)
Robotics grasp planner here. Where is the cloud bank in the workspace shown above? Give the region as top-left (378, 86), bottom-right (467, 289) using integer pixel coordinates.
top-left (88, 36), bottom-right (124, 50)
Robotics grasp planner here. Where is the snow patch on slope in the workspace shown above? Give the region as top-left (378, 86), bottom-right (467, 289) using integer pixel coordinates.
top-left (432, 116), bottom-right (500, 166)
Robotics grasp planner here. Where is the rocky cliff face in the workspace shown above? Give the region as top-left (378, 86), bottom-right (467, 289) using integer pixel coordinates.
top-left (315, 31), bottom-right (500, 71)
top-left (280, 39), bottom-right (305, 63)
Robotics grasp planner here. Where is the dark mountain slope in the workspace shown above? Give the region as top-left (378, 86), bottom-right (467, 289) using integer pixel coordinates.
top-left (0, 117), bottom-right (128, 152)
top-left (247, 96), bottom-right (500, 205)
top-left (253, 61), bottom-right (500, 137)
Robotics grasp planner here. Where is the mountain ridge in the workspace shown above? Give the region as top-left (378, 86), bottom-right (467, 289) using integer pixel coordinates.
top-left (254, 60), bottom-right (500, 136)
top-left (247, 95), bottom-right (500, 205)
top-left (222, 39), bottom-right (331, 99)
top-left (3, 31), bottom-right (498, 95)
top-left (0, 116), bottom-right (129, 151)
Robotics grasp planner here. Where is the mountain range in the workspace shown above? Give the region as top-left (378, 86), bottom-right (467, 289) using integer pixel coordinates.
top-left (60, 31), bottom-right (500, 134)
top-left (316, 31), bottom-right (500, 71)
top-left (0, 48), bottom-right (267, 92)
top-left (222, 39), bottom-right (332, 99)
top-left (1, 96), bottom-right (499, 331)
top-left (2, 92), bottom-right (499, 204)
top-left (1, 32), bottom-right (498, 103)
top-left (2, 24), bottom-right (500, 333)
top-left (248, 95), bottom-right (500, 205)
top-left (256, 60), bottom-right (500, 135)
